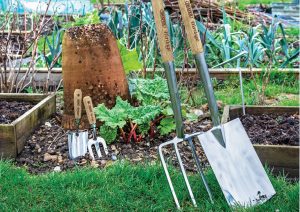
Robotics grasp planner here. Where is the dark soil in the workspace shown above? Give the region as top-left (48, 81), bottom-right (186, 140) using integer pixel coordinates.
top-left (16, 108), bottom-right (211, 174)
top-left (0, 100), bottom-right (34, 124)
top-left (14, 94), bottom-right (299, 174)
top-left (241, 113), bottom-right (299, 146)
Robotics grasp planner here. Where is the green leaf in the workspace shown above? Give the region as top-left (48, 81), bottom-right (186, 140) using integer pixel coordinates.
top-left (129, 105), bottom-right (161, 125)
top-left (117, 40), bottom-right (142, 73)
top-left (129, 76), bottom-right (170, 105)
top-left (94, 97), bottom-right (131, 129)
top-left (138, 123), bottom-right (151, 135)
top-left (185, 113), bottom-right (198, 122)
top-left (162, 105), bottom-right (174, 116)
top-left (63, 10), bottom-right (100, 28)
top-left (158, 117), bottom-right (176, 135)
top-left (99, 125), bottom-right (117, 144)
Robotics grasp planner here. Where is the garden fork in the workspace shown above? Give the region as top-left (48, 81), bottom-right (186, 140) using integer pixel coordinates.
top-left (151, 0), bottom-right (213, 209)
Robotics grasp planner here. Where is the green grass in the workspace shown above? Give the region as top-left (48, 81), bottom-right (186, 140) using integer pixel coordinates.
top-left (183, 73), bottom-right (299, 107)
top-left (285, 27), bottom-right (300, 37)
top-left (0, 161), bottom-right (298, 211)
top-left (236, 0), bottom-right (291, 10)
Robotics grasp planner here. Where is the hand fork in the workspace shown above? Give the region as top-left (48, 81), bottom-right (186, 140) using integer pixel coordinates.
top-left (83, 96), bottom-right (108, 160)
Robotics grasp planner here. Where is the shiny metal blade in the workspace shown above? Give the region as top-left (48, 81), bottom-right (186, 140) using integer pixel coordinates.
top-left (211, 126), bottom-right (226, 148)
top-left (198, 118), bottom-right (276, 206)
top-left (68, 130), bottom-right (88, 159)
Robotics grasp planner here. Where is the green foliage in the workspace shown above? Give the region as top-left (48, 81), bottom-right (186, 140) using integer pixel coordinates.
top-left (129, 75), bottom-right (169, 105)
top-left (99, 125), bottom-right (117, 144)
top-left (64, 10), bottom-right (100, 28)
top-left (95, 97), bottom-right (130, 129)
top-left (236, 0), bottom-right (291, 10)
top-left (182, 72), bottom-right (299, 107)
top-left (42, 25), bottom-right (63, 68)
top-left (185, 112), bottom-right (198, 122)
top-left (158, 117), bottom-right (176, 135)
top-left (0, 161), bottom-right (298, 211)
top-left (285, 27), bottom-right (300, 37)
top-left (117, 40), bottom-right (142, 73)
top-left (23, 86), bottom-right (42, 94)
top-left (129, 105), bottom-right (161, 125)
top-left (94, 96), bottom-right (160, 143)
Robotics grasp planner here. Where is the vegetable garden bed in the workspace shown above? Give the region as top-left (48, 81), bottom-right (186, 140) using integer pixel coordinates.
top-left (0, 94), bottom-right (56, 158)
top-left (222, 105), bottom-right (299, 178)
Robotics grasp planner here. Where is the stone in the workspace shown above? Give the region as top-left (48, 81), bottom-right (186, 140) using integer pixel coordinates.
top-left (90, 160), bottom-right (99, 168)
top-left (44, 153), bottom-right (58, 162)
top-left (192, 109), bottom-right (204, 116)
top-left (35, 144), bottom-right (40, 150)
top-left (111, 154), bottom-right (117, 161)
top-left (100, 160), bottom-right (107, 165)
top-left (111, 145), bottom-right (116, 151)
top-left (45, 122), bottom-right (52, 127)
top-left (54, 166), bottom-right (61, 172)
top-left (58, 155), bottom-right (63, 164)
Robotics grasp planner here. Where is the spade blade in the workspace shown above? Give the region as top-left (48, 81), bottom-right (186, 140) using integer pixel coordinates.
top-left (198, 118), bottom-right (276, 207)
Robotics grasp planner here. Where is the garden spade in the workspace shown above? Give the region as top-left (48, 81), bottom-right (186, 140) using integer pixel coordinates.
top-left (68, 89), bottom-right (88, 159)
top-left (83, 96), bottom-right (108, 160)
top-left (152, 0), bottom-right (213, 209)
top-left (178, 0), bottom-right (275, 207)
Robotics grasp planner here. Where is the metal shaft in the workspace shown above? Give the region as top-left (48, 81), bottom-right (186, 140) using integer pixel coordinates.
top-left (187, 137), bottom-right (213, 203)
top-left (163, 61), bottom-right (184, 138)
top-left (194, 52), bottom-right (220, 127)
top-left (91, 123), bottom-right (97, 140)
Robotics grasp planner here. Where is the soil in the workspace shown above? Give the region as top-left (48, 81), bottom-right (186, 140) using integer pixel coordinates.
top-left (0, 100), bottom-right (34, 124)
top-left (241, 113), bottom-right (299, 146)
top-left (14, 95), bottom-right (299, 174)
top-left (15, 112), bottom-right (211, 174)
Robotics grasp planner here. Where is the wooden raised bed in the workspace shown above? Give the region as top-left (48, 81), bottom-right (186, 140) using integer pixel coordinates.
top-left (2, 68), bottom-right (298, 88)
top-left (0, 94), bottom-right (56, 158)
top-left (222, 105), bottom-right (299, 178)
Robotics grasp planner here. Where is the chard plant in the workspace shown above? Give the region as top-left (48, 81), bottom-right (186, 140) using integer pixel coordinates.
top-left (95, 76), bottom-right (198, 143)
top-left (95, 96), bottom-right (160, 143)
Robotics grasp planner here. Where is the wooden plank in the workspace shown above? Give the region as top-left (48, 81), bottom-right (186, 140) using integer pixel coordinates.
top-left (14, 94), bottom-right (56, 154)
top-left (0, 93), bottom-right (48, 104)
top-left (254, 145), bottom-right (299, 168)
top-left (0, 68), bottom-right (298, 89)
top-left (270, 167), bottom-right (299, 178)
top-left (227, 105), bottom-right (299, 120)
top-left (0, 94), bottom-right (56, 158)
top-left (221, 105), bottom-right (230, 124)
top-left (0, 125), bottom-right (16, 158)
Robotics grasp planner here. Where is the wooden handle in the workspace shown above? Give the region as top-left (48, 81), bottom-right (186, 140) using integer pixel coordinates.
top-left (83, 96), bottom-right (96, 125)
top-left (74, 89), bottom-right (82, 119)
top-left (178, 0), bottom-right (203, 54)
top-left (151, 0), bottom-right (173, 62)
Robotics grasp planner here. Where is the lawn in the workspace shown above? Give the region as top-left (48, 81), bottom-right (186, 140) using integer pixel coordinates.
top-left (181, 72), bottom-right (299, 107)
top-left (0, 161), bottom-right (298, 211)
top-left (236, 0), bottom-right (292, 10)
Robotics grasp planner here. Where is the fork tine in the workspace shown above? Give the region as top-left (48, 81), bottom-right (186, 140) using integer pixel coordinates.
top-left (88, 140), bottom-right (95, 160)
top-left (95, 142), bottom-right (102, 158)
top-left (98, 137), bottom-right (108, 154)
top-left (159, 142), bottom-right (181, 209)
top-left (174, 143), bottom-right (197, 207)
